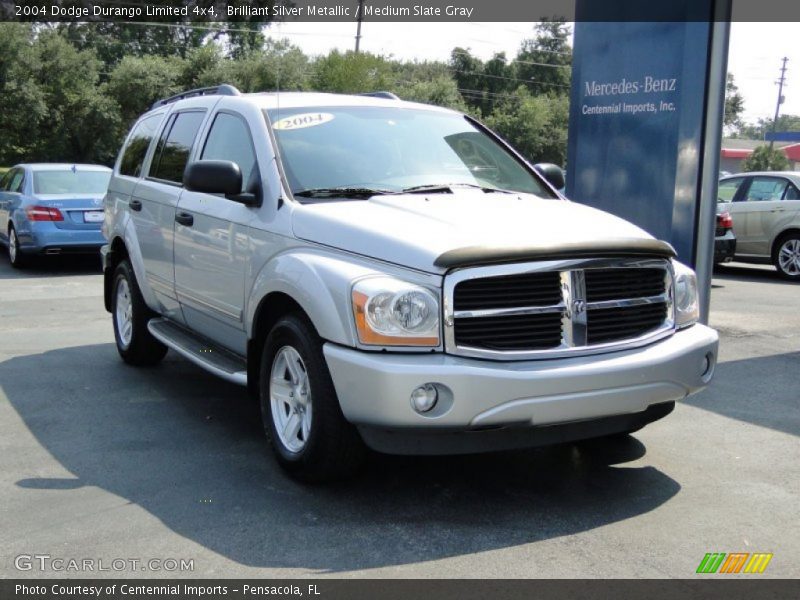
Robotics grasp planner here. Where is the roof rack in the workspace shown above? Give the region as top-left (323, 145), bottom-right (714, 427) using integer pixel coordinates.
top-left (358, 91), bottom-right (400, 100)
top-left (151, 84), bottom-right (241, 109)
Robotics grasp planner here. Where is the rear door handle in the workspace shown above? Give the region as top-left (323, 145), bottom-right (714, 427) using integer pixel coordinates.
top-left (175, 212), bottom-right (194, 227)
top-left (129, 199), bottom-right (142, 211)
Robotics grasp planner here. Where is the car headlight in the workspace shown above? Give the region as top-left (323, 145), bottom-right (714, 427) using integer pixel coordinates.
top-left (352, 277), bottom-right (440, 346)
top-left (673, 260), bottom-right (699, 329)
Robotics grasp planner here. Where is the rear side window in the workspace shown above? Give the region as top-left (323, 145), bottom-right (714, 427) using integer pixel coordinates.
top-left (149, 111), bottom-right (206, 184)
top-left (8, 170), bottom-right (24, 193)
top-left (201, 113), bottom-right (257, 192)
top-left (119, 114), bottom-right (163, 177)
top-left (0, 170), bottom-right (12, 190)
top-left (718, 177), bottom-right (744, 202)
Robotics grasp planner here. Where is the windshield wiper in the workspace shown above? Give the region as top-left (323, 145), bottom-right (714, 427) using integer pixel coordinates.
top-left (293, 187), bottom-right (395, 199)
top-left (401, 183), bottom-right (514, 194)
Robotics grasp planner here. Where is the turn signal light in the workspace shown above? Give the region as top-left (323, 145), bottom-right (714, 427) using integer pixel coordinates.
top-left (26, 205), bottom-right (64, 222)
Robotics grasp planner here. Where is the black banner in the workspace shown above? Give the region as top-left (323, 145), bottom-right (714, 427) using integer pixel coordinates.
top-left (2, 0), bottom-right (800, 22)
top-left (3, 580), bottom-right (800, 600)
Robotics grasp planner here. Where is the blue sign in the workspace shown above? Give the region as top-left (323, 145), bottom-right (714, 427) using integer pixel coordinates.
top-left (765, 131), bottom-right (800, 142)
top-left (566, 3), bottom-right (718, 267)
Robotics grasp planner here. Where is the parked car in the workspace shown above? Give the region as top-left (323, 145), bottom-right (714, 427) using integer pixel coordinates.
top-left (101, 85), bottom-right (718, 481)
top-left (718, 172), bottom-right (800, 280)
top-left (0, 163), bottom-right (112, 268)
top-left (714, 210), bottom-right (736, 265)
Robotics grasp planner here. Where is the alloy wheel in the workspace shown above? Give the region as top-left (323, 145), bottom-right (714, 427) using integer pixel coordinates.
top-left (270, 345), bottom-right (313, 453)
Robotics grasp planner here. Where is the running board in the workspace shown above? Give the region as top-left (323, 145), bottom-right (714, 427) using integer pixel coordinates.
top-left (147, 318), bottom-right (248, 386)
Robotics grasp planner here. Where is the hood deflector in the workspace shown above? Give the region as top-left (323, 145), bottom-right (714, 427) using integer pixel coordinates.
top-left (434, 239), bottom-right (677, 269)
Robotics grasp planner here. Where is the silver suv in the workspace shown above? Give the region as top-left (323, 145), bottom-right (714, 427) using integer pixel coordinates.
top-left (102, 85), bottom-right (719, 481)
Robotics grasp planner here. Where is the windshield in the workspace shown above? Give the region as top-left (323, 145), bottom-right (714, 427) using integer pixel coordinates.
top-left (33, 170), bottom-right (111, 195)
top-left (265, 106), bottom-right (553, 199)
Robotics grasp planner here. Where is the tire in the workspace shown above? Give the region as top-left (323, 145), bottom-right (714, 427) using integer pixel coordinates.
top-left (7, 225), bottom-right (26, 269)
top-left (111, 260), bottom-right (168, 366)
top-left (773, 233), bottom-right (800, 281)
top-left (259, 314), bottom-right (365, 482)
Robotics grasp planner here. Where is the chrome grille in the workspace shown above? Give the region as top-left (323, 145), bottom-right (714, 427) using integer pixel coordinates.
top-left (445, 258), bottom-right (674, 360)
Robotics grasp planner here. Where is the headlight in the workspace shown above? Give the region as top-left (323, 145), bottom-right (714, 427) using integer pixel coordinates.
top-left (352, 277), bottom-right (440, 346)
top-left (673, 260), bottom-right (699, 329)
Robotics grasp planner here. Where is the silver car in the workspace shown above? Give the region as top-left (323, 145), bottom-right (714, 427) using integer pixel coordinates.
top-left (101, 86), bottom-right (718, 481)
top-left (718, 172), bottom-right (800, 280)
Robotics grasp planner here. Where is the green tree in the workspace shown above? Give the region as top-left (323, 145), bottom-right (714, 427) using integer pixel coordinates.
top-left (724, 73), bottom-right (745, 129)
top-left (742, 145), bottom-right (790, 171)
top-left (195, 40), bottom-right (309, 92)
top-left (513, 20), bottom-right (572, 93)
top-left (12, 30), bottom-right (120, 164)
top-left (311, 50), bottom-right (393, 94)
top-left (484, 87), bottom-right (569, 165)
top-left (0, 24), bottom-right (47, 165)
top-left (106, 55), bottom-right (182, 127)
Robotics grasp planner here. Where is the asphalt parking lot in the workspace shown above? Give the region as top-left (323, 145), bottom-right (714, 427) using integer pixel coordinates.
top-left (0, 254), bottom-right (797, 579)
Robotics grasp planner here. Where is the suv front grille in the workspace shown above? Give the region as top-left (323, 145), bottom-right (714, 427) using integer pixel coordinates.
top-left (446, 258), bottom-right (674, 359)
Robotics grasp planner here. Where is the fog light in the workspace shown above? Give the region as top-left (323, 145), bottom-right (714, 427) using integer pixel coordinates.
top-left (410, 383), bottom-right (438, 413)
top-left (701, 352), bottom-right (716, 382)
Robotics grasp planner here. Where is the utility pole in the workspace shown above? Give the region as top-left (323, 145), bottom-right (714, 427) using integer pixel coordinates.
top-left (769, 57), bottom-right (789, 149)
top-left (355, 0), bottom-right (365, 53)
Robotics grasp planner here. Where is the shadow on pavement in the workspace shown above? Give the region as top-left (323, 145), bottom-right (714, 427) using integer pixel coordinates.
top-left (3, 343), bottom-right (680, 572)
top-left (0, 251), bottom-right (102, 279)
top-left (713, 263), bottom-right (796, 287)
top-left (685, 351), bottom-right (800, 438)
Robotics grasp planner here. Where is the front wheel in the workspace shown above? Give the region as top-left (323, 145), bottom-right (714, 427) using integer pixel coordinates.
top-left (774, 233), bottom-right (800, 281)
top-left (259, 314), bottom-right (365, 482)
top-left (111, 260), bottom-right (168, 366)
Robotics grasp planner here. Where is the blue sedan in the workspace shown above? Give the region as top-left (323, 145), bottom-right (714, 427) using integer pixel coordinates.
top-left (0, 163), bottom-right (112, 268)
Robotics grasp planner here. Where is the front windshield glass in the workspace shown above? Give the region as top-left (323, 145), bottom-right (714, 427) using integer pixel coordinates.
top-left (265, 106), bottom-right (553, 198)
top-left (33, 170), bottom-right (111, 195)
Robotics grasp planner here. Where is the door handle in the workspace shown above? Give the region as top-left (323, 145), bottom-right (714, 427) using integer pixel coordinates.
top-left (770, 209), bottom-right (786, 213)
top-left (129, 199), bottom-right (142, 211)
top-left (175, 212), bottom-right (194, 227)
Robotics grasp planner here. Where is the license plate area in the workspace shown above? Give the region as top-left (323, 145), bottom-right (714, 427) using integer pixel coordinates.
top-left (83, 210), bottom-right (104, 223)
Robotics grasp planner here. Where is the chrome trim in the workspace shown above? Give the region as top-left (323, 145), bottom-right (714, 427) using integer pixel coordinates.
top-left (175, 286), bottom-right (243, 322)
top-left (453, 303), bottom-right (564, 319)
top-left (443, 257), bottom-right (675, 361)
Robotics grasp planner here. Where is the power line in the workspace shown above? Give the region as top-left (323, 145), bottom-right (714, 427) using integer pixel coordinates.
top-left (451, 68), bottom-right (570, 89)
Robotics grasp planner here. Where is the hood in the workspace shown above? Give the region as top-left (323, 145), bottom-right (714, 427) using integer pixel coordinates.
top-left (292, 190), bottom-right (667, 273)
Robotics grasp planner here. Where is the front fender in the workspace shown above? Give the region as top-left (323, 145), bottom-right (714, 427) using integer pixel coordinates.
top-left (246, 249), bottom-right (396, 347)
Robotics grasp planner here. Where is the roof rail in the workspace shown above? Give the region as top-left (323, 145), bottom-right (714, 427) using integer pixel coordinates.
top-left (151, 84), bottom-right (241, 109)
top-left (358, 91), bottom-right (400, 100)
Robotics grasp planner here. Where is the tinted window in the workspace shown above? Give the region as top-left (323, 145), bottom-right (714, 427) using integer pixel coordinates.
top-left (0, 170), bottom-right (13, 191)
top-left (8, 170), bottom-right (24, 193)
top-left (201, 113), bottom-right (257, 192)
top-left (266, 107), bottom-right (551, 197)
top-left (120, 114), bottom-right (163, 177)
top-left (33, 170), bottom-right (111, 195)
top-left (746, 177), bottom-right (790, 202)
top-left (150, 111), bottom-right (206, 184)
top-left (718, 177), bottom-right (744, 202)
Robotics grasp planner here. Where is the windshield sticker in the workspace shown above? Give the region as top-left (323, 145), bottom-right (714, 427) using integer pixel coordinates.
top-left (272, 112), bottom-right (334, 131)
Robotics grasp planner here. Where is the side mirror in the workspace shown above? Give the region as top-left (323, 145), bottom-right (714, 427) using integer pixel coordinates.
top-left (534, 163), bottom-right (565, 191)
top-left (184, 160), bottom-right (261, 207)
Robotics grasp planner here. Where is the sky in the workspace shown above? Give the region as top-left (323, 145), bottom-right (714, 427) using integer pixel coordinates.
top-left (266, 21), bottom-right (800, 126)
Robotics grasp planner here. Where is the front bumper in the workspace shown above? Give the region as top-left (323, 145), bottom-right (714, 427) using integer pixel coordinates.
top-left (324, 324), bottom-right (718, 453)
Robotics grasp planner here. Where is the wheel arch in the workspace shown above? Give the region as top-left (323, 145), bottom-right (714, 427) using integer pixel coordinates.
top-left (771, 228), bottom-right (800, 261)
top-left (103, 236), bottom-right (129, 312)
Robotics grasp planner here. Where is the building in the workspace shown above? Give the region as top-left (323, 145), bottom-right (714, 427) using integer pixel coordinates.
top-left (720, 138), bottom-right (800, 173)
